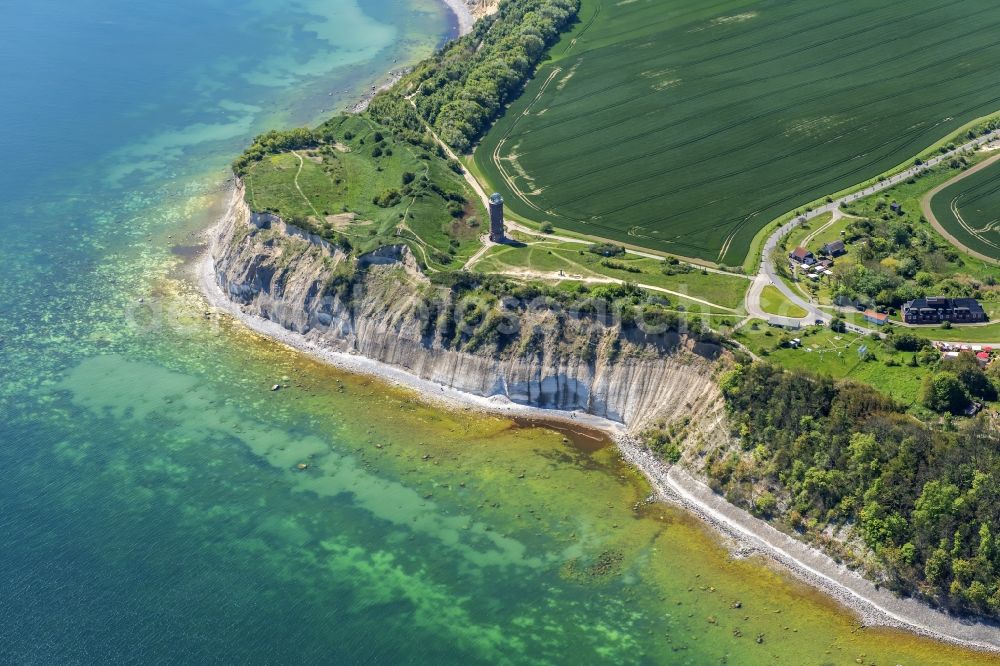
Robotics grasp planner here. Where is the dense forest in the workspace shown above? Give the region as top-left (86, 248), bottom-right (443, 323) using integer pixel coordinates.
top-left (371, 0), bottom-right (579, 151)
top-left (713, 362), bottom-right (1000, 616)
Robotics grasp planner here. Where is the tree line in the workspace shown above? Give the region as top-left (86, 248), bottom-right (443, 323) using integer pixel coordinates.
top-left (373, 0), bottom-right (579, 152)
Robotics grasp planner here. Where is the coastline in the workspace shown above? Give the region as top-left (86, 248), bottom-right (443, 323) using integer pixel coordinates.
top-left (440, 0), bottom-right (475, 36)
top-left (347, 70), bottom-right (408, 114)
top-left (347, 0), bottom-right (475, 114)
top-left (196, 190), bottom-right (1000, 652)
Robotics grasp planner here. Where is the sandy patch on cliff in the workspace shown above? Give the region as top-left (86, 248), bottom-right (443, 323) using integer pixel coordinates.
top-left (324, 212), bottom-right (373, 230)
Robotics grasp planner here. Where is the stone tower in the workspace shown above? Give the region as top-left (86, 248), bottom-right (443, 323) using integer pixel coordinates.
top-left (488, 193), bottom-right (506, 243)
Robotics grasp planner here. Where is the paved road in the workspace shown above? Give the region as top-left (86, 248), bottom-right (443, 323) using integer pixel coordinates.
top-left (746, 128), bottom-right (1000, 334)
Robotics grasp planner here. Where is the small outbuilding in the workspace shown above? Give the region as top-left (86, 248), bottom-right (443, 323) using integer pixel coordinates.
top-left (863, 309), bottom-right (888, 326)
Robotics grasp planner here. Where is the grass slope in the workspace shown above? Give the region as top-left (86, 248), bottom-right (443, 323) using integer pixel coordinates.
top-left (245, 115), bottom-right (485, 271)
top-left (475, 0), bottom-right (1000, 266)
top-left (734, 323), bottom-right (930, 407)
top-left (759, 285), bottom-right (807, 319)
top-left (473, 235), bottom-right (750, 309)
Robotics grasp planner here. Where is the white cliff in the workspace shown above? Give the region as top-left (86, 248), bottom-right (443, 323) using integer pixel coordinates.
top-left (209, 182), bottom-right (724, 431)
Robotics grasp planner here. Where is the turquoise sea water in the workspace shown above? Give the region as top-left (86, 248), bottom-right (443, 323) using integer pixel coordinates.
top-left (2, 1), bottom-right (998, 663)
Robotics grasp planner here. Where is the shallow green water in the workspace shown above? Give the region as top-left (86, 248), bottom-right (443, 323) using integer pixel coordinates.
top-left (1, 0), bottom-right (997, 663)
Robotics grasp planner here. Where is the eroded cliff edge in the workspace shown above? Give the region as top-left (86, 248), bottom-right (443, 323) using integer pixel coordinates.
top-left (209, 182), bottom-right (726, 433)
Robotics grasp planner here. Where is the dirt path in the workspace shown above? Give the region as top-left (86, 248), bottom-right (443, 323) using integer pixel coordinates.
top-left (461, 235), bottom-right (494, 270)
top-left (801, 208), bottom-right (842, 248)
top-left (201, 192), bottom-right (1000, 653)
top-left (489, 267), bottom-right (742, 313)
top-left (290, 151), bottom-right (323, 221)
top-left (921, 150), bottom-right (1000, 265)
top-left (407, 96), bottom-right (746, 280)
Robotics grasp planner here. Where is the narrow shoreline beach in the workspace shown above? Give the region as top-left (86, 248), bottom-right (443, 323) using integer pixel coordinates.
top-left (441, 0), bottom-right (475, 36)
top-left (195, 193), bottom-right (1000, 652)
top-left (348, 0), bottom-right (475, 113)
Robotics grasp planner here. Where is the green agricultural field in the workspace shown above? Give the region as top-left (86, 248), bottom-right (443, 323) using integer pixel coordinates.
top-left (475, 0), bottom-right (1000, 266)
top-left (929, 155), bottom-right (1000, 260)
top-left (244, 115), bottom-right (484, 271)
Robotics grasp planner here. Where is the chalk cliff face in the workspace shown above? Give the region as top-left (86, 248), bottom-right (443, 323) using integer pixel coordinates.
top-left (210, 182), bottom-right (725, 431)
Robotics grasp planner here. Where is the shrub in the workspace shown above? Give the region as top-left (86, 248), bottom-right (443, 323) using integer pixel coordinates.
top-left (372, 189), bottom-right (402, 208)
top-left (587, 242), bottom-right (626, 257)
top-left (919, 371), bottom-right (969, 414)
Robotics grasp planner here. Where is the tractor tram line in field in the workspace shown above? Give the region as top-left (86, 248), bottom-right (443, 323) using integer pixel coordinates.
top-left (924, 152), bottom-right (1000, 264)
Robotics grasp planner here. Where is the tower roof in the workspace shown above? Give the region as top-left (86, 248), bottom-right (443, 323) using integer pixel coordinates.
top-left (489, 193), bottom-right (504, 205)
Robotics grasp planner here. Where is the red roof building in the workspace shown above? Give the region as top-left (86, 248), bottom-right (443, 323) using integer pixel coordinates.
top-left (862, 309), bottom-right (888, 325)
top-left (789, 247), bottom-right (814, 264)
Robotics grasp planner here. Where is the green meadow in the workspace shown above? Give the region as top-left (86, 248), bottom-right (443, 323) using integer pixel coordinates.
top-left (472, 235), bottom-right (750, 311)
top-left (930, 157), bottom-right (1000, 260)
top-left (734, 323), bottom-right (930, 407)
top-left (475, 0), bottom-right (1000, 266)
top-left (759, 285), bottom-right (806, 319)
top-left (244, 115), bottom-right (485, 271)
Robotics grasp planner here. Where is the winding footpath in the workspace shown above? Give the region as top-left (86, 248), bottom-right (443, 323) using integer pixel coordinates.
top-left (200, 195), bottom-right (1000, 652)
top-left (485, 267), bottom-right (742, 313)
top-left (412, 98), bottom-right (743, 279)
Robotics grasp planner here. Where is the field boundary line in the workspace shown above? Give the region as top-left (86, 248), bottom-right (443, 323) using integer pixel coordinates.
top-left (491, 67), bottom-right (564, 215)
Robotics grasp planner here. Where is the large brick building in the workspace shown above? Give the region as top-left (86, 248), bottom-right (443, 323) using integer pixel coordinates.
top-left (902, 297), bottom-right (986, 324)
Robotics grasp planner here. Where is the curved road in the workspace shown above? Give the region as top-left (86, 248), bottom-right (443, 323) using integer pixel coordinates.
top-left (746, 128), bottom-right (1000, 334)
top-left (412, 98), bottom-right (746, 279)
top-left (414, 93), bottom-right (998, 343)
